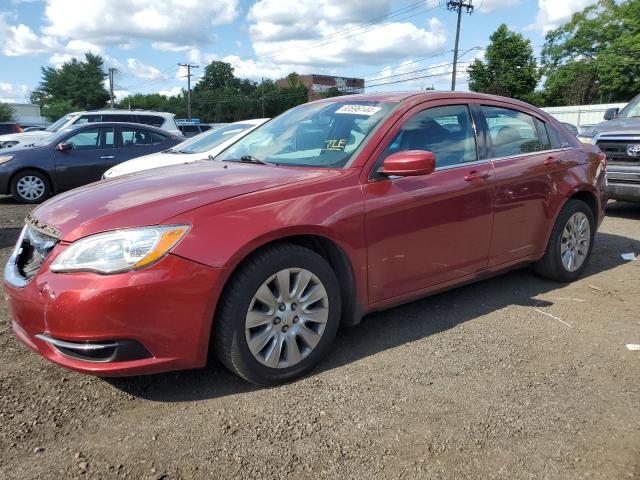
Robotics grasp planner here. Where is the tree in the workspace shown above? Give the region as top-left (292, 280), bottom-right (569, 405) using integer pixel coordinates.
top-left (541, 0), bottom-right (640, 105)
top-left (31, 52), bottom-right (110, 120)
top-left (468, 24), bottom-right (539, 102)
top-left (0, 102), bottom-right (14, 122)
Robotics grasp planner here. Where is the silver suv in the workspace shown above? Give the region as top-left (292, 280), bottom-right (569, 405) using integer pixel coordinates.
top-left (578, 93), bottom-right (640, 202)
top-left (0, 109), bottom-right (182, 149)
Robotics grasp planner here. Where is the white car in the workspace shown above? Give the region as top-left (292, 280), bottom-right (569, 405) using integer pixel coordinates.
top-left (102, 118), bottom-right (269, 179)
top-left (0, 110), bottom-right (181, 149)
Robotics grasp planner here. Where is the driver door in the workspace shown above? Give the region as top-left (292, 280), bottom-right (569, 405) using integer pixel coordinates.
top-left (363, 102), bottom-right (494, 304)
top-left (54, 126), bottom-right (118, 189)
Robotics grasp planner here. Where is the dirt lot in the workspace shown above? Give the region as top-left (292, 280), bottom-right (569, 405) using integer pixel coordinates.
top-left (0, 196), bottom-right (639, 480)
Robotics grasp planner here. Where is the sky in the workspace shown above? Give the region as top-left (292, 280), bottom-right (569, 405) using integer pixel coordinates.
top-left (0, 0), bottom-right (599, 103)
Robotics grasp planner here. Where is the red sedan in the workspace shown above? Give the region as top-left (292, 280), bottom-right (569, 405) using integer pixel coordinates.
top-left (4, 92), bottom-right (607, 385)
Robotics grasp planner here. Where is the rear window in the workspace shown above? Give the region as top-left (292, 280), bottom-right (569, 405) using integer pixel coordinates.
top-left (482, 106), bottom-right (543, 157)
top-left (102, 114), bottom-right (135, 123)
top-left (121, 127), bottom-right (165, 146)
top-left (136, 115), bottom-right (165, 127)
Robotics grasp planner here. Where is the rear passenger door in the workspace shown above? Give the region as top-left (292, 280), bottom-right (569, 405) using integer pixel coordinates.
top-left (117, 126), bottom-right (169, 162)
top-left (54, 126), bottom-right (118, 189)
top-left (479, 104), bottom-right (565, 266)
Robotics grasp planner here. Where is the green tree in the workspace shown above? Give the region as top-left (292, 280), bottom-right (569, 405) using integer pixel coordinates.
top-left (541, 0), bottom-right (640, 105)
top-left (468, 24), bottom-right (539, 102)
top-left (31, 52), bottom-right (110, 120)
top-left (0, 102), bottom-right (15, 122)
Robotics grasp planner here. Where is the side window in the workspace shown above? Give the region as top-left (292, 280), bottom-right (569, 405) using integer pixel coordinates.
top-left (377, 104), bottom-right (478, 171)
top-left (66, 127), bottom-right (114, 149)
top-left (121, 128), bottom-right (164, 146)
top-left (137, 115), bottom-right (164, 127)
top-left (548, 125), bottom-right (569, 149)
top-left (73, 114), bottom-right (101, 125)
top-left (103, 114), bottom-right (135, 123)
top-left (482, 106), bottom-right (542, 157)
top-left (534, 118), bottom-right (552, 150)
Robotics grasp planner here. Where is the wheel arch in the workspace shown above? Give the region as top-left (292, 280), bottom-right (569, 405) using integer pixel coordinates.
top-left (217, 233), bottom-right (364, 330)
top-left (9, 167), bottom-right (57, 193)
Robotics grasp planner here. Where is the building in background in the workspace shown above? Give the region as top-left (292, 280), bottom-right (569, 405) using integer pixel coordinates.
top-left (277, 74), bottom-right (364, 102)
top-left (8, 103), bottom-right (49, 127)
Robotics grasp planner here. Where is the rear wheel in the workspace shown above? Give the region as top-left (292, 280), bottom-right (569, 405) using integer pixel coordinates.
top-left (533, 199), bottom-right (594, 282)
top-left (213, 244), bottom-right (341, 385)
top-left (10, 169), bottom-right (51, 204)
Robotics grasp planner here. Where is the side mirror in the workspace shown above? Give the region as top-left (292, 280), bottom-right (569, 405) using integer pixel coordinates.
top-left (603, 108), bottom-right (619, 121)
top-left (56, 142), bottom-right (72, 152)
top-left (378, 150), bottom-right (436, 177)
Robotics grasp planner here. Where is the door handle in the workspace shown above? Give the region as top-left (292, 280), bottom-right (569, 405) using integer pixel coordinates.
top-left (543, 155), bottom-right (558, 166)
top-left (100, 155), bottom-right (115, 160)
top-left (464, 170), bottom-right (490, 181)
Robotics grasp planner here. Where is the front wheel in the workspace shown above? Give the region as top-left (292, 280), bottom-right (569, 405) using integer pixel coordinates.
top-left (213, 244), bottom-right (341, 385)
top-left (10, 169), bottom-right (51, 204)
top-left (533, 199), bottom-right (595, 282)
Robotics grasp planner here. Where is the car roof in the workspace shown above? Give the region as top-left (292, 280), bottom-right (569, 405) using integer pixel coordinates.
top-left (69, 110), bottom-right (175, 117)
top-left (309, 90), bottom-right (538, 109)
top-left (67, 122), bottom-right (180, 136)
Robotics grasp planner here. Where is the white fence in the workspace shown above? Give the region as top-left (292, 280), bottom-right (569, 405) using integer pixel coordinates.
top-left (541, 103), bottom-right (626, 131)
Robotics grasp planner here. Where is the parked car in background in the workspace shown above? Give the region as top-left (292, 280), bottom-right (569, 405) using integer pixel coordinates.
top-left (577, 92), bottom-right (640, 202)
top-left (102, 118), bottom-right (269, 178)
top-left (561, 122), bottom-right (579, 136)
top-left (0, 110), bottom-right (182, 149)
top-left (0, 122), bottom-right (22, 136)
top-left (0, 122), bottom-right (182, 203)
top-left (178, 123), bottom-right (213, 138)
top-left (3, 92), bottom-right (606, 385)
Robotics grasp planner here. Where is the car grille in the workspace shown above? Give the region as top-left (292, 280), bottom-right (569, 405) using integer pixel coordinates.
top-left (15, 226), bottom-right (59, 280)
top-left (596, 138), bottom-right (640, 165)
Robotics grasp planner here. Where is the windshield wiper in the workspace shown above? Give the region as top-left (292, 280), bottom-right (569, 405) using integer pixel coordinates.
top-left (240, 155), bottom-right (269, 165)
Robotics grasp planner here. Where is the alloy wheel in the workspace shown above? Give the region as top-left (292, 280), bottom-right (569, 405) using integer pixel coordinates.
top-left (245, 268), bottom-right (329, 369)
top-left (560, 212), bottom-right (590, 272)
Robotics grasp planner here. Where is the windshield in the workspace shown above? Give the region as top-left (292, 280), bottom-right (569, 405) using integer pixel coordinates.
top-left (45, 113), bottom-right (76, 132)
top-left (171, 123), bottom-right (257, 154)
top-left (217, 101), bottom-right (396, 168)
top-left (618, 94), bottom-right (640, 119)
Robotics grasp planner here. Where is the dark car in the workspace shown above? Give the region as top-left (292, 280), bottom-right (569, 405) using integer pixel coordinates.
top-left (0, 122), bottom-right (22, 135)
top-left (577, 92), bottom-right (640, 202)
top-left (0, 122), bottom-right (183, 203)
top-left (178, 124), bottom-right (213, 138)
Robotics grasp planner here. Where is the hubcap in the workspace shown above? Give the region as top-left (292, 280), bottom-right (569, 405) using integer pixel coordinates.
top-left (16, 175), bottom-right (45, 201)
top-left (245, 268), bottom-right (329, 369)
top-left (561, 212), bottom-right (590, 272)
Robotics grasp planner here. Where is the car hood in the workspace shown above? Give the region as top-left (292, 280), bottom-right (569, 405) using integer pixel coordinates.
top-left (104, 151), bottom-right (204, 177)
top-left (30, 160), bottom-right (334, 242)
top-left (591, 117), bottom-right (640, 136)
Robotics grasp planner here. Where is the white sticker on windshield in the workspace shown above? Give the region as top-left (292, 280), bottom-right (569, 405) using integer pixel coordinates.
top-left (335, 105), bottom-right (382, 116)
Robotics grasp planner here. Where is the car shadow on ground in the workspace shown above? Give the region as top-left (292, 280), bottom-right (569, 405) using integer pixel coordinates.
top-left (605, 201), bottom-right (640, 220)
top-left (106, 229), bottom-right (640, 402)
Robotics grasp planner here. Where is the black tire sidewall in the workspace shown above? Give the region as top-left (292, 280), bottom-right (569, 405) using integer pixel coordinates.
top-left (550, 200), bottom-right (595, 281)
top-left (10, 170), bottom-right (51, 204)
top-left (221, 246), bottom-right (341, 385)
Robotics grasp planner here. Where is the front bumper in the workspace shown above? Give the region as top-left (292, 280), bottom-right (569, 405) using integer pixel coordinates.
top-left (606, 167), bottom-right (640, 202)
top-left (4, 250), bottom-right (227, 376)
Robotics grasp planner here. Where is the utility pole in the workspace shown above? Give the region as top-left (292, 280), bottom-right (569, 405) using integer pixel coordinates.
top-left (261, 77), bottom-right (265, 118)
top-left (108, 67), bottom-right (118, 108)
top-left (446, 0), bottom-right (474, 91)
top-left (179, 63), bottom-right (199, 119)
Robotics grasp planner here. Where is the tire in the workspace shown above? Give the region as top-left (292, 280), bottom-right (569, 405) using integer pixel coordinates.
top-left (213, 243), bottom-right (342, 385)
top-left (10, 169), bottom-right (51, 204)
top-left (533, 199), bottom-right (595, 282)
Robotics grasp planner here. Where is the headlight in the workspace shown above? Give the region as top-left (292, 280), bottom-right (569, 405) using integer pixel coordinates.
top-left (0, 154), bottom-right (14, 165)
top-left (577, 136), bottom-right (594, 145)
top-left (50, 225), bottom-right (189, 274)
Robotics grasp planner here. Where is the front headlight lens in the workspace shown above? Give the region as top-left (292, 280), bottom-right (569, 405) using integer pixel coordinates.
top-left (0, 154), bottom-right (15, 165)
top-left (51, 225), bottom-right (189, 274)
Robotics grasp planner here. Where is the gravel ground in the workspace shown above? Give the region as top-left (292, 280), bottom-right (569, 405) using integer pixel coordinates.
top-left (1, 196), bottom-right (639, 480)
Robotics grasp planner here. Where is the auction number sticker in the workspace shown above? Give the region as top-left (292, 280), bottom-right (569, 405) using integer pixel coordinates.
top-left (335, 105), bottom-right (382, 116)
